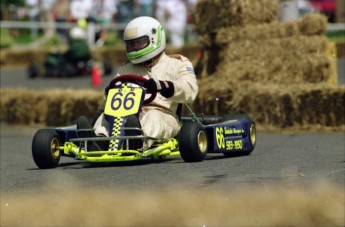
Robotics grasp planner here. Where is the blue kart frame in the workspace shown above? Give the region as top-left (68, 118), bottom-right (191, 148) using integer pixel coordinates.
top-left (32, 75), bottom-right (256, 169)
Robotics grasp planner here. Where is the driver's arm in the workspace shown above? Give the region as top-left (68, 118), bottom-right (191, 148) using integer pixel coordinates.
top-left (168, 60), bottom-right (198, 103)
top-left (143, 57), bottom-right (198, 103)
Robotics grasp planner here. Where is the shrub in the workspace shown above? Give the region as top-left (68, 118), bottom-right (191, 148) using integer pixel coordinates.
top-left (0, 29), bottom-right (14, 48)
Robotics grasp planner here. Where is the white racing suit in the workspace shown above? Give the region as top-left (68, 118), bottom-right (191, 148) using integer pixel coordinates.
top-left (93, 52), bottom-right (199, 150)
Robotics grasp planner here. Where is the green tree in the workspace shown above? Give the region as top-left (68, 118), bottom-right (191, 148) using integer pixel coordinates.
top-left (0, 0), bottom-right (25, 7)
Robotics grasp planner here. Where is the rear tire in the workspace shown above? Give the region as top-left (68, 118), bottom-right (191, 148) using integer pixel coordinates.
top-left (27, 63), bottom-right (40, 79)
top-left (32, 129), bottom-right (61, 169)
top-left (178, 122), bottom-right (208, 162)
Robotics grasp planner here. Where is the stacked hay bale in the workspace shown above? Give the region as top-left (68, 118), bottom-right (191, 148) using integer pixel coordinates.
top-left (0, 88), bottom-right (103, 126)
top-left (194, 0), bottom-right (344, 129)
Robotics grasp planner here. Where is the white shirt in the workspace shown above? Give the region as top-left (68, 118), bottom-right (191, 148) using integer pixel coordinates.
top-left (93, 0), bottom-right (118, 20)
top-left (70, 0), bottom-right (93, 19)
top-left (155, 0), bottom-right (187, 29)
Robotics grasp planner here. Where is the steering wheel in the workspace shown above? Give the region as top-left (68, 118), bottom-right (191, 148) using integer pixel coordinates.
top-left (108, 74), bottom-right (157, 105)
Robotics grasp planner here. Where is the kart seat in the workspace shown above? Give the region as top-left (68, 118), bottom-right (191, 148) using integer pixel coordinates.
top-left (77, 116), bottom-right (108, 151)
top-left (176, 103), bottom-right (183, 121)
top-left (124, 115), bottom-right (143, 150)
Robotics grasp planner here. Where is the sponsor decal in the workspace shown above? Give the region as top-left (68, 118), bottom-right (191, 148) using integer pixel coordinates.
top-left (186, 66), bottom-right (194, 73)
top-left (215, 126), bottom-right (244, 150)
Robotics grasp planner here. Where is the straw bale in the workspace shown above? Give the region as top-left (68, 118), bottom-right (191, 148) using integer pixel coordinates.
top-left (1, 84), bottom-right (344, 130)
top-left (195, 81), bottom-right (345, 128)
top-left (336, 41), bottom-right (345, 58)
top-left (195, 43), bottom-right (222, 78)
top-left (220, 36), bottom-right (329, 62)
top-left (298, 13), bottom-right (328, 36)
top-left (91, 46), bottom-right (127, 64)
top-left (201, 53), bottom-right (330, 84)
top-left (176, 3), bottom-right (340, 130)
top-left (198, 37), bottom-right (333, 82)
top-left (194, 0), bottom-right (279, 34)
top-left (327, 42), bottom-right (338, 85)
top-left (0, 89), bottom-right (103, 126)
top-left (214, 13), bottom-right (328, 45)
top-left (197, 35), bottom-right (333, 84)
top-left (0, 48), bottom-right (49, 66)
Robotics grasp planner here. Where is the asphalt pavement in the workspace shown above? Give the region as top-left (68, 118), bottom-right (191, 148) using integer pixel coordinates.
top-left (1, 123), bottom-right (344, 194)
top-left (0, 67), bottom-right (114, 90)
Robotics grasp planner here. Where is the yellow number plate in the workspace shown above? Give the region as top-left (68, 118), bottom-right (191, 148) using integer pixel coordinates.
top-left (104, 85), bottom-right (143, 117)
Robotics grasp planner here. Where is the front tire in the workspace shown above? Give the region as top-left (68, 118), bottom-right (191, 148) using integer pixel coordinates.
top-left (32, 129), bottom-right (61, 169)
top-left (178, 122), bottom-right (208, 162)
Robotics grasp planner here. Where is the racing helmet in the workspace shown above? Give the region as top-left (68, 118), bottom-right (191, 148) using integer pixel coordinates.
top-left (123, 16), bottom-right (166, 64)
top-left (69, 27), bottom-right (86, 40)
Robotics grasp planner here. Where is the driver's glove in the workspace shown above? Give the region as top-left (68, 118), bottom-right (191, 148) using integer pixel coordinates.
top-left (144, 78), bottom-right (174, 98)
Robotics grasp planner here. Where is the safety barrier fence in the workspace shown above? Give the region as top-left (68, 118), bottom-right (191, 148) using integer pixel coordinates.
top-left (0, 20), bottom-right (197, 46)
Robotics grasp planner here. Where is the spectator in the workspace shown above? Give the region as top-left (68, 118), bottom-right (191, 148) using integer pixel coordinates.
top-left (155, 0), bottom-right (187, 48)
top-left (40, 0), bottom-right (55, 20)
top-left (70, 0), bottom-right (92, 22)
top-left (25, 0), bottom-right (41, 38)
top-left (183, 0), bottom-right (197, 24)
top-left (134, 0), bottom-right (154, 17)
top-left (117, 0), bottom-right (135, 24)
top-left (51, 0), bottom-right (70, 41)
top-left (91, 0), bottom-right (118, 46)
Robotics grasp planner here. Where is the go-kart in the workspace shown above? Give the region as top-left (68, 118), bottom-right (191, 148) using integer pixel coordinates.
top-left (32, 75), bottom-right (256, 169)
top-left (27, 51), bottom-right (113, 78)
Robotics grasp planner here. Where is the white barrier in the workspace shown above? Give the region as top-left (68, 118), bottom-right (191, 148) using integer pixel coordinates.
top-left (0, 21), bottom-right (197, 46)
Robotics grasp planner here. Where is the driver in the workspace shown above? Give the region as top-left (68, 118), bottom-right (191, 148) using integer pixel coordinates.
top-left (81, 16), bottom-right (198, 151)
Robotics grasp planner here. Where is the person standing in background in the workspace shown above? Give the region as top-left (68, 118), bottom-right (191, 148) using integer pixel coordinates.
top-left (91, 0), bottom-right (118, 46)
top-left (25, 0), bottom-right (41, 38)
top-left (52, 0), bottom-right (71, 42)
top-left (155, 0), bottom-right (187, 48)
top-left (134, 0), bottom-right (154, 17)
top-left (117, 0), bottom-right (135, 24)
top-left (70, 0), bottom-right (92, 22)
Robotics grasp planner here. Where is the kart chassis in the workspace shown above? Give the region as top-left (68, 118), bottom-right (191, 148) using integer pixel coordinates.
top-left (32, 75), bottom-right (256, 168)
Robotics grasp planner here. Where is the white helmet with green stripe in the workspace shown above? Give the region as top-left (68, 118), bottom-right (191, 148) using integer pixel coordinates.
top-left (123, 16), bottom-right (166, 64)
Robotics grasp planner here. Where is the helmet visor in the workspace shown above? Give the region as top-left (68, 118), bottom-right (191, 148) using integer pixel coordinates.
top-left (125, 36), bottom-right (150, 53)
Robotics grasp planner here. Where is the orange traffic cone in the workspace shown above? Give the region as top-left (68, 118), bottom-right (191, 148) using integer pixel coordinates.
top-left (91, 64), bottom-right (102, 87)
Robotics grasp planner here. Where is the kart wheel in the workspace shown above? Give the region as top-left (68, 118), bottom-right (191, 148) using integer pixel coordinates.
top-left (59, 63), bottom-right (75, 77)
top-left (32, 129), bottom-right (61, 169)
top-left (221, 114), bottom-right (256, 156)
top-left (27, 62), bottom-right (40, 79)
top-left (178, 122), bottom-right (208, 162)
